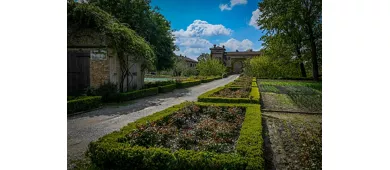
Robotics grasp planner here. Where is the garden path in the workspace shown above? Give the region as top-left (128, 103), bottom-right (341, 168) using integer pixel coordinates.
top-left (67, 74), bottom-right (239, 167)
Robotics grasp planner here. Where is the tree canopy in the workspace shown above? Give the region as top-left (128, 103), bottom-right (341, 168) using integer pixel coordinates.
top-left (67, 1), bottom-right (155, 69)
top-left (257, 0), bottom-right (322, 80)
top-left (88, 0), bottom-right (176, 71)
top-left (196, 58), bottom-right (226, 76)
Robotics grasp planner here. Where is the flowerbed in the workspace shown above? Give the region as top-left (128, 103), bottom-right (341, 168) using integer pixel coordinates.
top-left (87, 102), bottom-right (263, 169)
top-left (210, 88), bottom-right (250, 98)
top-left (126, 103), bottom-right (245, 153)
top-left (198, 81), bottom-right (260, 104)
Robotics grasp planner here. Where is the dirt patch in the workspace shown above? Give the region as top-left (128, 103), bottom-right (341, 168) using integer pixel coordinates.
top-left (262, 112), bottom-right (322, 170)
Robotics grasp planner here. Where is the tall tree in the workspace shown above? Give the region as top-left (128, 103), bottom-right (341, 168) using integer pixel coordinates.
top-left (258, 0), bottom-right (321, 80)
top-left (89, 0), bottom-right (176, 71)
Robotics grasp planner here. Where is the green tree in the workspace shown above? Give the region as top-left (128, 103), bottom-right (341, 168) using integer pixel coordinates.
top-left (197, 53), bottom-right (210, 62)
top-left (89, 0), bottom-right (176, 71)
top-left (258, 0), bottom-right (321, 80)
top-left (196, 58), bottom-right (226, 76)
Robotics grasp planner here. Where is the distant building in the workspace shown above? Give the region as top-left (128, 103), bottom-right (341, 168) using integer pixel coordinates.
top-left (209, 45), bottom-right (262, 73)
top-left (178, 54), bottom-right (198, 68)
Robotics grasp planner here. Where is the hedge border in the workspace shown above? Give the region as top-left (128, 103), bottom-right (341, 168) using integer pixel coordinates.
top-left (176, 80), bottom-right (202, 88)
top-left (158, 84), bottom-right (176, 93)
top-left (198, 81), bottom-right (260, 104)
top-left (67, 96), bottom-right (102, 114)
top-left (87, 102), bottom-right (263, 170)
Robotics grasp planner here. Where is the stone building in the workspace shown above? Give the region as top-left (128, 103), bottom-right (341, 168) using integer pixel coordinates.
top-left (178, 54), bottom-right (198, 68)
top-left (67, 30), bottom-right (144, 95)
top-left (209, 45), bottom-right (262, 73)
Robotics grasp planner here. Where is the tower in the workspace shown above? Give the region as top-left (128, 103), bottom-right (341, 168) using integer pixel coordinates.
top-left (209, 44), bottom-right (226, 65)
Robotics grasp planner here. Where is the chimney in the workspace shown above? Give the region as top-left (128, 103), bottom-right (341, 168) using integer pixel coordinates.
top-left (213, 44), bottom-right (216, 48)
top-left (222, 45), bottom-right (225, 49)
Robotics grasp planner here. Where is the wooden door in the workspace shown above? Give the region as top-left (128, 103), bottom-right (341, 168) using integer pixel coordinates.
top-left (67, 51), bottom-right (90, 95)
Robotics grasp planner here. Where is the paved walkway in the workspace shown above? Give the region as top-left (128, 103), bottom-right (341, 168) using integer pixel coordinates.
top-left (67, 75), bottom-right (239, 166)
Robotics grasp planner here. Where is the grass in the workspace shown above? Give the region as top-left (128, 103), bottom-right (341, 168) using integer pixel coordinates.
top-left (259, 84), bottom-right (280, 93)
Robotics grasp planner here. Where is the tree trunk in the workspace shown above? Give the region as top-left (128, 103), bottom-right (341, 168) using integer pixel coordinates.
top-left (307, 22), bottom-right (319, 81)
top-left (295, 44), bottom-right (307, 77)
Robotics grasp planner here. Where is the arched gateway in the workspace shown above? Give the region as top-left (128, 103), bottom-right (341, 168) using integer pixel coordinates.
top-left (209, 45), bottom-right (262, 73)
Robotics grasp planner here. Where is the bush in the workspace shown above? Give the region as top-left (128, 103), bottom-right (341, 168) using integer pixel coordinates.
top-left (119, 87), bottom-right (159, 102)
top-left (197, 58), bottom-right (226, 76)
top-left (244, 56), bottom-right (302, 78)
top-left (67, 96), bottom-right (102, 114)
top-left (176, 80), bottom-right (201, 88)
top-left (200, 78), bottom-right (214, 83)
top-left (158, 84), bottom-right (176, 93)
top-left (87, 102), bottom-right (263, 170)
top-left (94, 82), bottom-right (119, 103)
top-left (144, 80), bottom-right (176, 89)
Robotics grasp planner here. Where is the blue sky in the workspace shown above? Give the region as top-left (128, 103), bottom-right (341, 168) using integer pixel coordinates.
top-left (151, 0), bottom-right (264, 60)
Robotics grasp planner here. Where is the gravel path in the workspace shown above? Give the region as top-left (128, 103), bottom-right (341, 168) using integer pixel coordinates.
top-left (67, 75), bottom-right (238, 167)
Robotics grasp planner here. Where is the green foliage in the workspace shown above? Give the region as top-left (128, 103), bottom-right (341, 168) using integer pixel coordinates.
top-left (244, 56), bottom-right (302, 78)
top-left (119, 87), bottom-right (159, 102)
top-left (67, 2), bottom-right (156, 70)
top-left (176, 80), bottom-right (201, 89)
top-left (197, 58), bottom-right (227, 76)
top-left (88, 0), bottom-right (176, 71)
top-left (258, 0), bottom-right (322, 80)
top-left (197, 53), bottom-right (210, 62)
top-left (94, 82), bottom-right (119, 103)
top-left (235, 105), bottom-right (264, 169)
top-left (87, 102), bottom-right (263, 170)
top-left (158, 84), bottom-right (176, 93)
top-left (67, 96), bottom-right (102, 114)
top-left (144, 80), bottom-right (175, 89)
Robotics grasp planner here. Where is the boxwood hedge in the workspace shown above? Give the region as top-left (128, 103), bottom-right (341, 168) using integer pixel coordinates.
top-left (198, 81), bottom-right (260, 104)
top-left (67, 96), bottom-right (102, 114)
top-left (176, 80), bottom-right (202, 88)
top-left (158, 84), bottom-right (176, 93)
top-left (87, 102), bottom-right (263, 170)
top-left (119, 87), bottom-right (159, 101)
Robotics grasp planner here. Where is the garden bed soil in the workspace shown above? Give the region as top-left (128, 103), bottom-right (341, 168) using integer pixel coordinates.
top-left (262, 112), bottom-right (322, 170)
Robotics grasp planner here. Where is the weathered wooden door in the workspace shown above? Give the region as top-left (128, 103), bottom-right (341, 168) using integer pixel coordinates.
top-left (67, 51), bottom-right (90, 95)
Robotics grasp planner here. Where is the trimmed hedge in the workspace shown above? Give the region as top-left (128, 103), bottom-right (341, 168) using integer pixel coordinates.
top-left (158, 84), bottom-right (176, 93)
top-left (198, 82), bottom-right (260, 104)
top-left (119, 87), bottom-right (159, 102)
top-left (87, 102), bottom-right (263, 170)
top-left (200, 78), bottom-right (214, 83)
top-left (176, 80), bottom-right (201, 88)
top-left (67, 96), bottom-right (102, 114)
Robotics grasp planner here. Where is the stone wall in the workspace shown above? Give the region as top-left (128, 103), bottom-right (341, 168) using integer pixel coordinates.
top-left (90, 57), bottom-right (110, 88)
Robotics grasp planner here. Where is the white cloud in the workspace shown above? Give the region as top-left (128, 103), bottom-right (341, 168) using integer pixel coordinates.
top-left (219, 38), bottom-right (254, 51)
top-left (174, 37), bottom-right (213, 59)
top-left (249, 9), bottom-right (261, 29)
top-left (219, 0), bottom-right (247, 11)
top-left (219, 4), bottom-right (232, 11)
top-left (173, 20), bottom-right (232, 37)
top-left (175, 37), bottom-right (213, 48)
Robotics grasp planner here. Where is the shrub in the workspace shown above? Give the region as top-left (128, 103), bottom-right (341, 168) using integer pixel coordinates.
top-left (176, 80), bottom-right (201, 88)
top-left (87, 102), bottom-right (263, 169)
top-left (67, 96), bottom-right (102, 114)
top-left (158, 84), bottom-right (176, 93)
top-left (119, 87), bottom-right (159, 102)
top-left (244, 56), bottom-right (302, 78)
top-left (144, 80), bottom-right (176, 89)
top-left (200, 78), bottom-right (214, 83)
top-left (197, 58), bottom-right (227, 76)
top-left (94, 82), bottom-right (119, 103)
